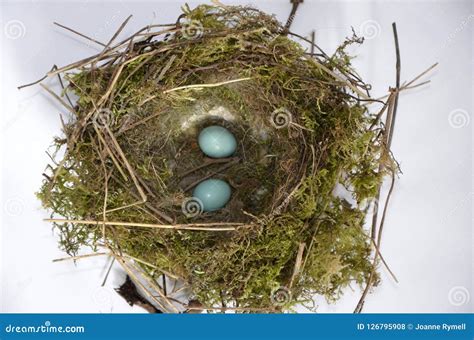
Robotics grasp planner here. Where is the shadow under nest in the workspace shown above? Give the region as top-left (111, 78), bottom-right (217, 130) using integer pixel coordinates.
top-left (37, 3), bottom-right (399, 312)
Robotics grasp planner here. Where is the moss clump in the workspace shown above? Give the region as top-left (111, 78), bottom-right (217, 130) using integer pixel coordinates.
top-left (38, 3), bottom-right (397, 312)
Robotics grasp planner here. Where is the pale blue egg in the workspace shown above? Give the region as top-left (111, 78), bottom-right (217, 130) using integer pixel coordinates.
top-left (198, 125), bottom-right (237, 158)
top-left (193, 179), bottom-right (232, 212)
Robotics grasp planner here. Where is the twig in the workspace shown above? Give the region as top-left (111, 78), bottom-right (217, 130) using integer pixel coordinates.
top-left (96, 15), bottom-right (133, 62)
top-left (403, 63), bottom-right (438, 89)
top-left (288, 31), bottom-right (328, 58)
top-left (44, 218), bottom-right (246, 231)
top-left (104, 125), bottom-right (147, 202)
top-left (368, 234), bottom-right (398, 283)
top-left (284, 0), bottom-right (303, 32)
top-left (183, 157), bottom-right (240, 192)
top-left (163, 77), bottom-right (252, 93)
top-left (288, 242), bottom-right (305, 288)
top-left (18, 65), bottom-right (56, 90)
top-left (53, 65), bottom-right (75, 110)
top-left (371, 63), bottom-right (438, 103)
top-left (310, 60), bottom-right (371, 100)
top-left (387, 23), bottom-right (401, 147)
top-left (54, 21), bottom-right (106, 47)
top-left (156, 54), bottom-right (177, 83)
top-left (52, 252), bottom-right (108, 262)
top-left (116, 111), bottom-right (163, 136)
top-left (354, 172), bottom-right (396, 313)
top-left (355, 22), bottom-right (402, 313)
top-left (39, 83), bottom-right (75, 114)
top-left (101, 257), bottom-right (115, 286)
top-left (179, 157), bottom-right (239, 179)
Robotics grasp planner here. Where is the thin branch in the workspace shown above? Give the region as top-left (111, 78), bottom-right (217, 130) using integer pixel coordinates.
top-left (53, 252), bottom-right (108, 262)
top-left (101, 257), bottom-right (115, 286)
top-left (284, 0), bottom-right (303, 32)
top-left (44, 218), bottom-right (246, 231)
top-left (387, 23), bottom-right (401, 147)
top-left (368, 234), bottom-right (399, 283)
top-left (54, 21), bottom-right (106, 47)
top-left (288, 242), bottom-right (305, 288)
top-left (355, 22), bottom-right (403, 313)
top-left (354, 172), bottom-right (396, 313)
top-left (97, 15), bottom-right (133, 61)
top-left (178, 157), bottom-right (239, 179)
top-left (39, 83), bottom-right (75, 114)
top-left (163, 77), bottom-right (252, 94)
top-left (183, 157), bottom-right (240, 192)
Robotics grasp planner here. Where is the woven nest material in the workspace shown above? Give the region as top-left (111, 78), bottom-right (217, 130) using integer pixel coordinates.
top-left (34, 3), bottom-right (419, 313)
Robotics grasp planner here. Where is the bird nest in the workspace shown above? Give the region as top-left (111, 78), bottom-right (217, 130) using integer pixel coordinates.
top-left (33, 2), bottom-right (433, 312)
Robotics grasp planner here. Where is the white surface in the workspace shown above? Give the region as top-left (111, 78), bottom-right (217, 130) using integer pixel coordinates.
top-left (0, 0), bottom-right (472, 313)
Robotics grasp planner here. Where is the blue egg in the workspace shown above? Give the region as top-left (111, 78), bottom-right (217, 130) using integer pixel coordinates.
top-left (198, 125), bottom-right (237, 158)
top-left (193, 179), bottom-right (232, 212)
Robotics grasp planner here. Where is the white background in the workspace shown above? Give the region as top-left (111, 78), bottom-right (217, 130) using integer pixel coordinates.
top-left (0, 0), bottom-right (472, 313)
